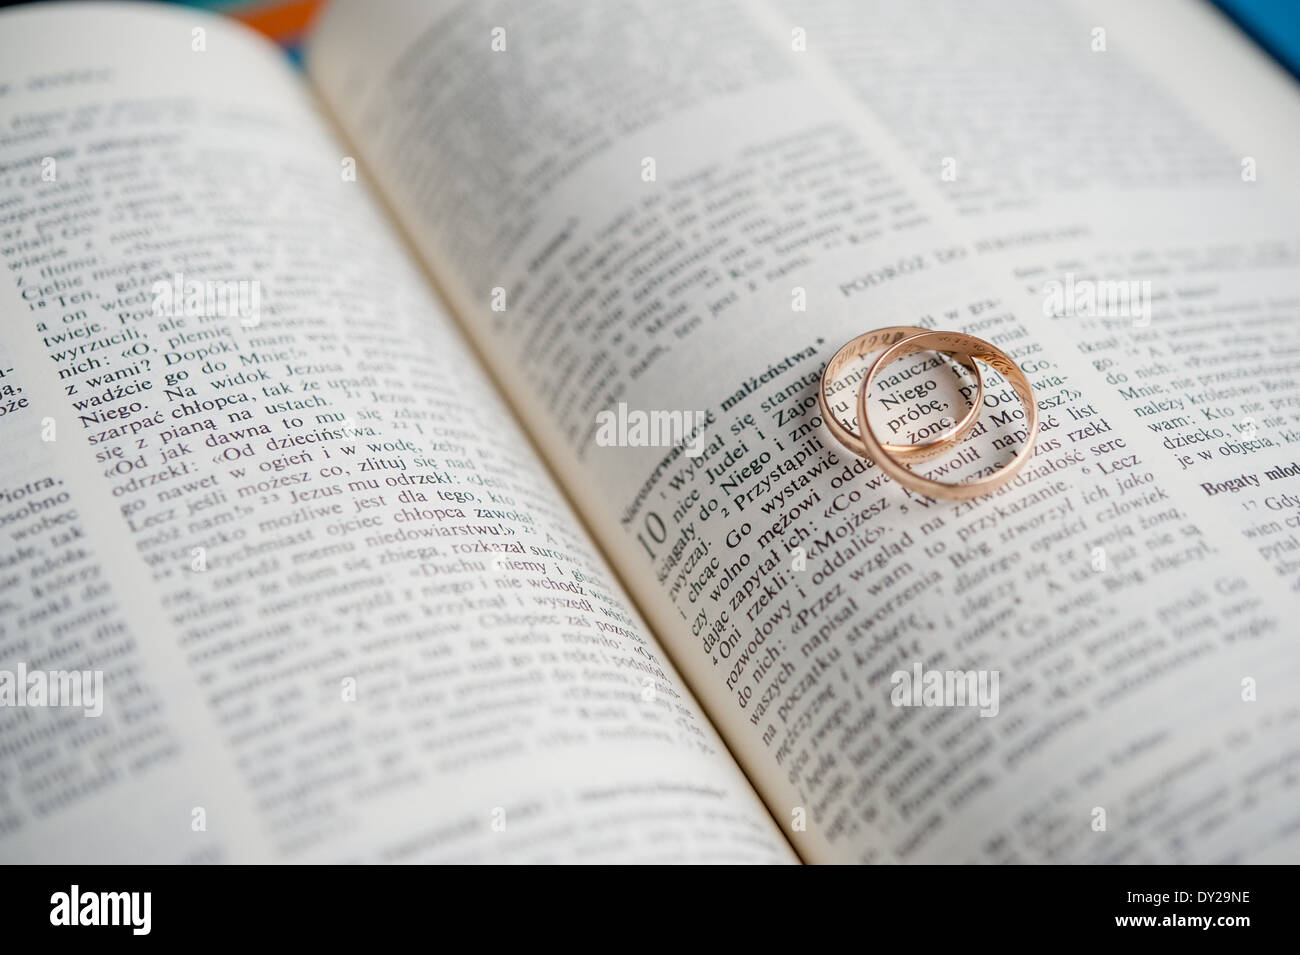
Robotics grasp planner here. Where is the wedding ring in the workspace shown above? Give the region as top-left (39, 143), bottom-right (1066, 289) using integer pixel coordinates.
top-left (857, 331), bottom-right (1038, 500)
top-left (820, 326), bottom-right (983, 462)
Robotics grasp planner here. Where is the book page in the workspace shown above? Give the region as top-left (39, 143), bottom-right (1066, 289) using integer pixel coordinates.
top-left (310, 0), bottom-right (1300, 863)
top-left (0, 2), bottom-right (794, 863)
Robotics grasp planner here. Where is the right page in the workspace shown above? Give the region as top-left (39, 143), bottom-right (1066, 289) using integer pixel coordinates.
top-left (310, 0), bottom-right (1300, 863)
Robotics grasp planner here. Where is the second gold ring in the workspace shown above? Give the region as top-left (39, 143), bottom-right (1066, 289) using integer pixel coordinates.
top-left (819, 326), bottom-right (983, 462)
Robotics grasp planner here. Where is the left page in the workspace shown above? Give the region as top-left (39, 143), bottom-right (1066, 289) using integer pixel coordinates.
top-left (0, 2), bottom-right (794, 863)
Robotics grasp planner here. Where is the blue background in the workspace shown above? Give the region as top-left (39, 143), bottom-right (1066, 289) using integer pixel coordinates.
top-left (1213, 0), bottom-right (1300, 80)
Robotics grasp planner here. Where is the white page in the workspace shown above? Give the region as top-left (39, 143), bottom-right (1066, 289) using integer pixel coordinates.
top-left (0, 2), bottom-right (795, 863)
top-left (310, 0), bottom-right (1300, 863)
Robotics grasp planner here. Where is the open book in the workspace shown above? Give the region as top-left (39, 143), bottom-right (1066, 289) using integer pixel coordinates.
top-left (2, 0), bottom-right (1298, 864)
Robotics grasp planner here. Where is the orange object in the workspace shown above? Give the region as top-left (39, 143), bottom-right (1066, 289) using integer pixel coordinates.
top-left (230, 0), bottom-right (322, 43)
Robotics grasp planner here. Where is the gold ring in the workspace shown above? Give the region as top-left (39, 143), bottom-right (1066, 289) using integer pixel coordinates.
top-left (820, 326), bottom-right (983, 462)
top-left (858, 331), bottom-right (1038, 500)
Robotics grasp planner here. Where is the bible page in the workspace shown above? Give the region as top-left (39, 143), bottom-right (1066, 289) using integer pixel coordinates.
top-left (0, 2), bottom-right (794, 863)
top-left (309, 0), bottom-right (1300, 863)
